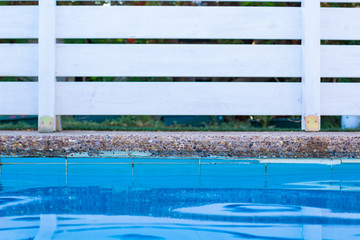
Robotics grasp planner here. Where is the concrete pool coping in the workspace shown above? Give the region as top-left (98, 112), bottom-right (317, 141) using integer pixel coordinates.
top-left (1, 131), bottom-right (360, 160)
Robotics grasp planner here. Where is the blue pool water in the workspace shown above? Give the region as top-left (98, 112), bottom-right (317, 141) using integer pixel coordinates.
top-left (1, 158), bottom-right (360, 239)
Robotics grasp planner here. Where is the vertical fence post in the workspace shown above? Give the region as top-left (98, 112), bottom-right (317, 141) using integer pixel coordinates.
top-left (302, 0), bottom-right (321, 131)
top-left (38, 0), bottom-right (56, 132)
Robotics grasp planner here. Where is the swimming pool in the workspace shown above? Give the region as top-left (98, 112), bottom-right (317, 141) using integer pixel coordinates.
top-left (1, 157), bottom-right (360, 239)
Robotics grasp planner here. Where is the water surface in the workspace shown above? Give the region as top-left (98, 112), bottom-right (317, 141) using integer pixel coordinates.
top-left (1, 158), bottom-right (360, 239)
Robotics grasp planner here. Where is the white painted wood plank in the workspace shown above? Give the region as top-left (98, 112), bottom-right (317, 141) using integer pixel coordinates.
top-left (56, 44), bottom-right (301, 77)
top-left (321, 8), bottom-right (360, 40)
top-left (57, 6), bottom-right (301, 39)
top-left (0, 82), bottom-right (38, 115)
top-left (0, 6), bottom-right (38, 38)
top-left (1, 44), bottom-right (359, 78)
top-left (3, 6), bottom-right (360, 41)
top-left (321, 83), bottom-right (360, 115)
top-left (0, 44), bottom-right (38, 76)
top-left (321, 45), bottom-right (360, 78)
top-left (38, 0), bottom-right (56, 132)
top-left (56, 82), bottom-right (302, 115)
top-left (302, 0), bottom-right (321, 131)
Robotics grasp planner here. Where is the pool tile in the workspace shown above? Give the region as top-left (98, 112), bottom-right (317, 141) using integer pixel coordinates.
top-left (133, 157), bottom-right (198, 165)
top-left (66, 164), bottom-right (132, 188)
top-left (0, 157), bottom-right (65, 164)
top-left (134, 163), bottom-right (198, 176)
top-left (67, 164), bottom-right (132, 176)
top-left (66, 157), bottom-right (132, 164)
top-left (201, 159), bottom-right (258, 165)
top-left (133, 164), bottom-right (199, 188)
top-left (333, 163), bottom-right (360, 179)
top-left (266, 164), bottom-right (333, 189)
top-left (133, 176), bottom-right (200, 188)
top-left (0, 165), bottom-right (66, 192)
top-left (200, 164), bottom-right (266, 188)
top-left (201, 163), bottom-right (265, 176)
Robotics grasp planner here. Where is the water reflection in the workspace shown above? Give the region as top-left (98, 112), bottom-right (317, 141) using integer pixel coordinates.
top-left (286, 180), bottom-right (360, 191)
top-left (1, 187), bottom-right (360, 219)
top-left (175, 202), bottom-right (360, 220)
top-left (1, 186), bottom-right (360, 239)
top-left (224, 203), bottom-right (302, 213)
top-left (1, 214), bottom-right (360, 240)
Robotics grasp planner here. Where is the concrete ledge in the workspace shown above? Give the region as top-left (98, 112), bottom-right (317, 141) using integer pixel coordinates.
top-left (1, 131), bottom-right (360, 159)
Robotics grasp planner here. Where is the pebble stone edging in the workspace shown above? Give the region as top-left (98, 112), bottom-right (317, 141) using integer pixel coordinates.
top-left (1, 131), bottom-right (360, 159)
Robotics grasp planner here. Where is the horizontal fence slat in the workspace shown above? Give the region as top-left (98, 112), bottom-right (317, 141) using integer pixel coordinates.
top-left (3, 82), bottom-right (360, 116)
top-left (321, 83), bottom-right (360, 115)
top-left (57, 6), bottom-right (301, 39)
top-left (2, 6), bottom-right (360, 41)
top-left (321, 45), bottom-right (360, 78)
top-left (57, 44), bottom-right (302, 77)
top-left (321, 8), bottom-right (360, 40)
top-left (1, 44), bottom-right (359, 78)
top-left (0, 6), bottom-right (302, 39)
top-left (0, 6), bottom-right (38, 38)
top-left (56, 82), bottom-right (302, 115)
top-left (0, 44), bottom-right (38, 76)
top-left (0, 82), bottom-right (38, 115)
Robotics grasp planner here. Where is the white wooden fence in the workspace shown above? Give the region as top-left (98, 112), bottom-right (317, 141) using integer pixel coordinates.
top-left (1, 0), bottom-right (360, 132)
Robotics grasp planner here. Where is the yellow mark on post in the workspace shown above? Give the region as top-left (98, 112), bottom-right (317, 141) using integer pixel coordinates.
top-left (305, 115), bottom-right (319, 132)
top-left (39, 116), bottom-right (54, 133)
